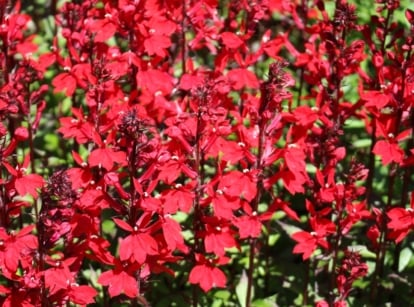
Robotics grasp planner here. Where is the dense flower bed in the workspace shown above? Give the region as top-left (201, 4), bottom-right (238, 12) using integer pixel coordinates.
top-left (0, 0), bottom-right (413, 306)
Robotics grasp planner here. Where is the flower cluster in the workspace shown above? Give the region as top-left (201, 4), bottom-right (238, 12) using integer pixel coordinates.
top-left (0, 1), bottom-right (413, 306)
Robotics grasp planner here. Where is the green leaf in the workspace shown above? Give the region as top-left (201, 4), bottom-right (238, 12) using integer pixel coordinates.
top-left (214, 289), bottom-right (231, 301)
top-left (268, 233), bottom-right (281, 246)
top-left (276, 220), bottom-right (303, 236)
top-left (101, 220), bottom-right (115, 235)
top-left (306, 163), bottom-right (317, 174)
top-left (399, 247), bottom-right (413, 272)
top-left (349, 245), bottom-right (376, 259)
top-left (44, 133), bottom-right (60, 152)
top-left (236, 270), bottom-right (252, 307)
top-left (252, 295), bottom-right (278, 307)
top-left (352, 139), bottom-right (372, 148)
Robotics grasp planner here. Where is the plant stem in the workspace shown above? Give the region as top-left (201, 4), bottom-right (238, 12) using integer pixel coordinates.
top-left (246, 100), bottom-right (266, 307)
top-left (192, 102), bottom-right (205, 307)
top-left (181, 0), bottom-right (186, 75)
top-left (394, 107), bottom-right (414, 273)
top-left (370, 42), bottom-right (411, 305)
top-left (303, 260), bottom-right (310, 305)
top-left (366, 0), bottom-right (393, 206)
top-left (329, 201), bottom-right (345, 304)
top-left (296, 0), bottom-right (308, 107)
top-left (365, 121), bottom-right (377, 206)
top-left (129, 139), bottom-right (139, 224)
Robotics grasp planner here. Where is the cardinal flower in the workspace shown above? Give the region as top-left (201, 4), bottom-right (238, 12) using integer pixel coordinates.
top-left (386, 192), bottom-right (414, 242)
top-left (292, 217), bottom-right (336, 260)
top-left (189, 254), bottom-right (228, 292)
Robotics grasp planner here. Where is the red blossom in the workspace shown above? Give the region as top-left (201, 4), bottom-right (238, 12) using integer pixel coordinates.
top-left (0, 225), bottom-right (37, 274)
top-left (161, 216), bottom-right (187, 253)
top-left (58, 108), bottom-right (96, 144)
top-left (202, 217), bottom-right (238, 256)
top-left (0, 1), bottom-right (412, 305)
top-left (387, 195), bottom-right (414, 242)
top-left (227, 68), bottom-right (260, 90)
top-left (52, 71), bottom-right (77, 96)
top-left (114, 218), bottom-right (159, 264)
top-left (98, 259), bottom-right (140, 298)
top-left (44, 262), bottom-right (97, 305)
top-left (372, 139), bottom-right (404, 166)
top-left (3, 154), bottom-right (45, 198)
top-left (292, 217), bottom-right (336, 260)
top-left (88, 147), bottom-right (127, 171)
top-left (221, 32), bottom-right (244, 49)
top-left (189, 254), bottom-right (228, 292)
top-left (161, 182), bottom-right (195, 214)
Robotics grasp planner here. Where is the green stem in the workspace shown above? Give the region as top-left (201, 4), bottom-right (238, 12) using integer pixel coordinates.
top-left (303, 260), bottom-right (310, 305)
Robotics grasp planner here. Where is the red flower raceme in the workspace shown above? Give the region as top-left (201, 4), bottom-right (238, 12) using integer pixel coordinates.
top-left (336, 250), bottom-right (368, 301)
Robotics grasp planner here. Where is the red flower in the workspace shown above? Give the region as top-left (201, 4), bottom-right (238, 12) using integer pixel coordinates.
top-left (58, 108), bottom-right (96, 144)
top-left (0, 225), bottom-right (37, 274)
top-left (189, 254), bottom-right (228, 292)
top-left (43, 259), bottom-right (98, 305)
top-left (143, 17), bottom-right (176, 57)
top-left (161, 182), bottom-right (195, 214)
top-left (227, 68), bottom-right (260, 90)
top-left (113, 218), bottom-right (158, 264)
top-left (387, 188), bottom-right (414, 242)
top-left (98, 259), bottom-right (141, 298)
top-left (3, 154), bottom-right (45, 198)
top-left (292, 217), bottom-right (336, 260)
top-left (52, 71), bottom-right (77, 96)
top-left (387, 207), bottom-right (414, 243)
top-left (372, 139), bottom-right (404, 166)
top-left (86, 14), bottom-right (117, 43)
top-left (221, 32), bottom-right (244, 49)
top-left (233, 214), bottom-right (263, 239)
top-left (202, 217), bottom-right (237, 256)
top-left (88, 147), bottom-right (127, 171)
top-left (157, 152), bottom-right (197, 185)
top-left (161, 216), bottom-right (187, 253)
